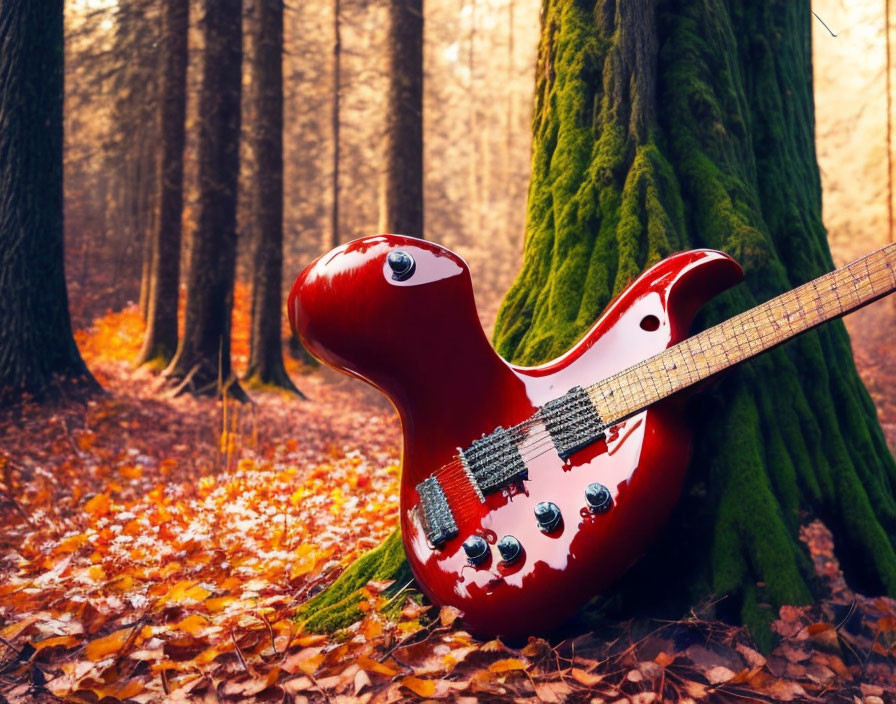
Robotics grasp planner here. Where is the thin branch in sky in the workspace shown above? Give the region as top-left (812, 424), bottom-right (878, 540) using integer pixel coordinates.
top-left (812, 11), bottom-right (839, 38)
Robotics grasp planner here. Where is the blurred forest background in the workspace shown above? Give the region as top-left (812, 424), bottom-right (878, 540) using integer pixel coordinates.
top-left (61, 0), bottom-right (895, 432)
top-left (64, 0), bottom-right (537, 339)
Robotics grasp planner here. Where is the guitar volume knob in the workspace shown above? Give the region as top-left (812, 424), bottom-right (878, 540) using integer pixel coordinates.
top-left (462, 535), bottom-right (489, 566)
top-left (534, 501), bottom-right (562, 532)
top-left (387, 250), bottom-right (416, 281)
top-left (585, 483), bottom-right (613, 513)
top-left (497, 535), bottom-right (522, 564)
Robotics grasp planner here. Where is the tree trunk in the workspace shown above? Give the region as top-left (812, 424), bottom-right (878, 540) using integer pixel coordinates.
top-left (137, 0), bottom-right (188, 369)
top-left (379, 0), bottom-right (424, 237)
top-left (490, 0), bottom-right (896, 648)
top-left (109, 0), bottom-right (160, 321)
top-left (300, 0), bottom-right (896, 648)
top-left (0, 0), bottom-right (98, 403)
top-left (331, 0), bottom-right (341, 250)
top-left (166, 0), bottom-right (246, 400)
top-left (243, 0), bottom-right (301, 395)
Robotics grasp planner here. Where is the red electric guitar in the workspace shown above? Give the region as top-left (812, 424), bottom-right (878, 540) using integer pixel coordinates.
top-left (288, 234), bottom-right (896, 638)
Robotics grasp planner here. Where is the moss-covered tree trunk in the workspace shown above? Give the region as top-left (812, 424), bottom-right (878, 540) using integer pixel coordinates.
top-left (301, 0), bottom-right (896, 647)
top-left (492, 0), bottom-right (896, 645)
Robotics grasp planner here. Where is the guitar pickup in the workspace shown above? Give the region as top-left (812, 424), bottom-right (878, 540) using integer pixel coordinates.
top-left (460, 426), bottom-right (528, 496)
top-left (416, 477), bottom-right (458, 547)
top-left (540, 386), bottom-right (606, 459)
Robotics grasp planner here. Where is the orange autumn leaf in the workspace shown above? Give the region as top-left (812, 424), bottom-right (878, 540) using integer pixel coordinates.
top-left (488, 658), bottom-right (528, 674)
top-left (34, 635), bottom-right (79, 651)
top-left (119, 464), bottom-right (142, 479)
top-left (400, 675), bottom-right (437, 697)
top-left (439, 605), bottom-right (462, 627)
top-left (295, 633), bottom-right (328, 647)
top-left (571, 667), bottom-right (603, 686)
top-left (55, 533), bottom-right (88, 554)
top-left (806, 622), bottom-right (835, 635)
top-left (205, 596), bottom-right (236, 612)
top-left (176, 614), bottom-right (209, 636)
top-left (357, 654), bottom-right (399, 677)
top-left (290, 544), bottom-right (318, 579)
top-left (195, 642), bottom-right (234, 665)
top-left (84, 493), bottom-right (112, 517)
top-left (93, 679), bottom-right (144, 700)
top-left (400, 599), bottom-right (430, 619)
top-left (161, 580), bottom-right (211, 605)
top-left (86, 627), bottom-right (132, 661)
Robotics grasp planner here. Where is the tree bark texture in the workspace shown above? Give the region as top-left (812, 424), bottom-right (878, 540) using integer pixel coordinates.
top-left (490, 0), bottom-right (896, 647)
top-left (244, 0), bottom-right (300, 395)
top-left (137, 0), bottom-right (189, 368)
top-left (379, 0), bottom-right (424, 237)
top-left (108, 0), bottom-right (160, 321)
top-left (0, 0), bottom-right (97, 403)
top-left (166, 0), bottom-right (245, 399)
top-left (331, 0), bottom-right (341, 249)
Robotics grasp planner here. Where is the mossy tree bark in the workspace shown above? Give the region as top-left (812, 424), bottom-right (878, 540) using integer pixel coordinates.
top-left (493, 0), bottom-right (896, 647)
top-left (300, 0), bottom-right (896, 647)
top-left (0, 0), bottom-right (98, 404)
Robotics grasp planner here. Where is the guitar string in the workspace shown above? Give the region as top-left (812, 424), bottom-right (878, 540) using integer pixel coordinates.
top-left (421, 252), bottom-right (896, 516)
top-left (427, 252), bottom-right (896, 515)
top-left (433, 252), bottom-right (896, 517)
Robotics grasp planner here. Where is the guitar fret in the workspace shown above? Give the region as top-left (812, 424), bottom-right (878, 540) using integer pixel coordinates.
top-left (587, 243), bottom-right (896, 425)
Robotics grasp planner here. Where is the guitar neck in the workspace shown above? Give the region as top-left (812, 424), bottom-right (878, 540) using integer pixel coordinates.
top-left (586, 243), bottom-right (896, 424)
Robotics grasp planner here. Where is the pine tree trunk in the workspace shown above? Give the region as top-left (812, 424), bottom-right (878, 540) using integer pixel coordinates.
top-left (331, 0), bottom-right (341, 250)
top-left (166, 0), bottom-right (246, 400)
top-left (0, 0), bottom-right (98, 404)
top-left (491, 0), bottom-right (896, 648)
top-left (379, 0), bottom-right (424, 237)
top-left (244, 0), bottom-right (301, 395)
top-left (110, 0), bottom-right (160, 321)
top-left (137, 0), bottom-right (188, 368)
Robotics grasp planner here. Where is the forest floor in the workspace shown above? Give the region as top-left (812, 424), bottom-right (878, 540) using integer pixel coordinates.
top-left (2, 298), bottom-right (896, 703)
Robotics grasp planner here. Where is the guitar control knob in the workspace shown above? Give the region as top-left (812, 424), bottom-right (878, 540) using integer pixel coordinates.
top-left (387, 250), bottom-right (416, 281)
top-left (462, 535), bottom-right (489, 565)
top-left (497, 535), bottom-right (522, 564)
top-left (534, 501), bottom-right (562, 532)
top-left (585, 483), bottom-right (613, 513)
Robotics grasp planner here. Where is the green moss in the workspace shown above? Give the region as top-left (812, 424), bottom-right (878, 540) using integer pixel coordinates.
top-left (298, 529), bottom-right (411, 633)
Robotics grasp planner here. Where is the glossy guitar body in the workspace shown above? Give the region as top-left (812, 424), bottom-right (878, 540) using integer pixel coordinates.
top-left (289, 235), bottom-right (743, 638)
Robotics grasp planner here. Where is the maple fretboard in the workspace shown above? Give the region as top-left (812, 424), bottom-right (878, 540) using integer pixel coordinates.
top-left (586, 243), bottom-right (896, 424)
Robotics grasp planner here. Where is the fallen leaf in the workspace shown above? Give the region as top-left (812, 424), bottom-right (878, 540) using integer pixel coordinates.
top-left (175, 614), bottom-right (209, 636)
top-left (86, 628), bottom-right (132, 661)
top-left (357, 654), bottom-right (400, 677)
top-left (571, 667), bottom-right (604, 686)
top-left (440, 606), bottom-right (462, 627)
top-left (488, 657), bottom-right (528, 674)
top-left (705, 665), bottom-right (736, 684)
top-left (401, 675), bottom-right (436, 697)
